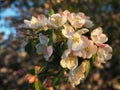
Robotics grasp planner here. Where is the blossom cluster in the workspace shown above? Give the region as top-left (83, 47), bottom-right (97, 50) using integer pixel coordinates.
top-left (24, 10), bottom-right (112, 87)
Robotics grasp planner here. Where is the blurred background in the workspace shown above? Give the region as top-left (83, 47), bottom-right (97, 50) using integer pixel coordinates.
top-left (0, 0), bottom-right (120, 90)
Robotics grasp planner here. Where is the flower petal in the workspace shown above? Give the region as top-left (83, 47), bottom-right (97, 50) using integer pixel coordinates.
top-left (39, 33), bottom-right (49, 45)
top-left (60, 55), bottom-right (78, 70)
top-left (62, 24), bottom-right (75, 38)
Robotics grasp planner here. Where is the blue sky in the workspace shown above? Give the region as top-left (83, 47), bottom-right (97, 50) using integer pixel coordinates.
top-left (0, 3), bottom-right (21, 39)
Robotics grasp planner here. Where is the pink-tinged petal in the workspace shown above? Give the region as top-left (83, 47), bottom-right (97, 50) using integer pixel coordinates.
top-left (82, 36), bottom-right (90, 46)
top-left (37, 14), bottom-right (48, 26)
top-left (61, 49), bottom-right (71, 59)
top-left (24, 15), bottom-right (48, 29)
top-left (68, 60), bottom-right (88, 87)
top-left (91, 27), bottom-right (103, 35)
top-left (81, 40), bottom-right (97, 59)
top-left (77, 28), bottom-right (89, 34)
top-left (84, 17), bottom-right (94, 28)
top-left (39, 33), bottom-right (49, 45)
top-left (96, 43), bottom-right (106, 47)
top-left (38, 14), bottom-right (46, 21)
top-left (82, 50), bottom-right (87, 59)
top-left (73, 50), bottom-right (82, 57)
top-left (67, 12), bottom-right (86, 28)
top-left (86, 44), bottom-right (97, 58)
top-left (89, 43), bottom-right (97, 54)
top-left (99, 34), bottom-right (108, 43)
top-left (94, 44), bottom-right (112, 66)
top-left (62, 10), bottom-right (71, 19)
top-left (44, 46), bottom-right (53, 61)
top-left (24, 20), bottom-right (31, 27)
top-left (46, 46), bottom-right (53, 57)
top-left (62, 24), bottom-right (75, 38)
top-left (36, 43), bottom-right (46, 54)
top-left (104, 44), bottom-right (112, 53)
top-left (91, 27), bottom-right (108, 44)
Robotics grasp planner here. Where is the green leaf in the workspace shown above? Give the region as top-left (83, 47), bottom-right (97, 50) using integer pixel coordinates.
top-left (92, 54), bottom-right (97, 63)
top-left (47, 9), bottom-right (55, 17)
top-left (34, 80), bottom-right (42, 90)
top-left (85, 60), bottom-right (90, 78)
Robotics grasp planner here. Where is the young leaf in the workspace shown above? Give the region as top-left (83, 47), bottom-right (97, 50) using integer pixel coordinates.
top-left (85, 60), bottom-right (90, 78)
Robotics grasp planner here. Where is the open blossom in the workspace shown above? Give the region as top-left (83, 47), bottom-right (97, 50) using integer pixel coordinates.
top-left (36, 33), bottom-right (53, 61)
top-left (39, 33), bottom-right (49, 45)
top-left (24, 15), bottom-right (48, 29)
top-left (48, 13), bottom-right (67, 28)
top-left (60, 49), bottom-right (78, 70)
top-left (68, 60), bottom-right (88, 87)
top-left (22, 10), bottom-right (113, 87)
top-left (94, 44), bottom-right (112, 66)
top-left (84, 17), bottom-right (94, 28)
top-left (63, 10), bottom-right (86, 28)
top-left (82, 40), bottom-right (97, 59)
top-left (67, 28), bottom-right (89, 51)
top-left (91, 27), bottom-right (108, 45)
top-left (62, 24), bottom-right (75, 38)
top-left (62, 25), bottom-right (89, 57)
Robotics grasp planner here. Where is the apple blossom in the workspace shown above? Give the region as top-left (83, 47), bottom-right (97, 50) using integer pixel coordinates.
top-left (60, 52), bottom-right (78, 70)
top-left (67, 29), bottom-right (89, 51)
top-left (91, 27), bottom-right (108, 44)
top-left (68, 60), bottom-right (88, 87)
top-left (84, 17), bottom-right (94, 28)
top-left (62, 24), bottom-right (75, 38)
top-left (94, 44), bottom-right (112, 66)
top-left (24, 15), bottom-right (48, 29)
top-left (82, 40), bottom-right (97, 59)
top-left (36, 33), bottom-right (53, 61)
top-left (48, 13), bottom-right (67, 28)
top-left (39, 33), bottom-right (49, 45)
top-left (67, 12), bottom-right (86, 28)
top-left (22, 10), bottom-right (113, 88)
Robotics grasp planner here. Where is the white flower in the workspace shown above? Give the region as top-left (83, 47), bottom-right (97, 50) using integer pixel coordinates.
top-left (94, 44), bottom-right (112, 66)
top-left (36, 33), bottom-right (53, 61)
top-left (39, 33), bottom-right (49, 45)
top-left (44, 45), bottom-right (53, 61)
top-left (60, 49), bottom-right (78, 70)
top-left (68, 60), bottom-right (88, 87)
top-left (24, 15), bottom-right (47, 29)
top-left (62, 10), bottom-right (71, 18)
top-left (91, 27), bottom-right (108, 44)
top-left (84, 17), bottom-right (94, 28)
top-left (67, 12), bottom-right (86, 28)
top-left (62, 24), bottom-right (75, 38)
top-left (82, 40), bottom-right (97, 59)
top-left (48, 13), bottom-right (67, 28)
top-left (67, 29), bottom-right (89, 51)
top-left (36, 43), bottom-right (46, 54)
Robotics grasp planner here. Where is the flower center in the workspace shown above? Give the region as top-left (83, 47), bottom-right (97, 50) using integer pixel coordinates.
top-left (85, 46), bottom-right (90, 52)
top-left (55, 17), bottom-right (61, 25)
top-left (73, 36), bottom-right (80, 43)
